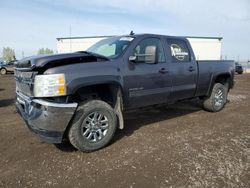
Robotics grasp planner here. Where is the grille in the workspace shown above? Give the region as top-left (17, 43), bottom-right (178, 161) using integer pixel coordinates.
top-left (14, 71), bottom-right (33, 78)
top-left (15, 70), bottom-right (38, 96)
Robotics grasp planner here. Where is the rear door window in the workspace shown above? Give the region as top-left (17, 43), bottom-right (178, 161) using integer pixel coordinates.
top-left (167, 39), bottom-right (190, 62)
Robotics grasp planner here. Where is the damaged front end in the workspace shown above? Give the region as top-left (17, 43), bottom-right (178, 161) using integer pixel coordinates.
top-left (16, 91), bottom-right (77, 143)
top-left (15, 60), bottom-right (78, 143)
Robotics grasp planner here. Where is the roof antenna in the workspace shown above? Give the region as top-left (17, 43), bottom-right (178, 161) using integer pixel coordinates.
top-left (130, 30), bottom-right (134, 35)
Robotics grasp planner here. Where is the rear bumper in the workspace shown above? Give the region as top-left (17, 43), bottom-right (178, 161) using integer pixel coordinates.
top-left (16, 92), bottom-right (77, 143)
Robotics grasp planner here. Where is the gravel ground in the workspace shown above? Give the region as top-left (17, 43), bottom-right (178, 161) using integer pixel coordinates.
top-left (0, 74), bottom-right (249, 187)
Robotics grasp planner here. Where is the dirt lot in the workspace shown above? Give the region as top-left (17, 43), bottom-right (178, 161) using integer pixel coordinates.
top-left (0, 74), bottom-right (249, 187)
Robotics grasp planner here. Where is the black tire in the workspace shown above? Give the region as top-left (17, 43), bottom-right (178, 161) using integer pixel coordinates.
top-left (203, 83), bottom-right (228, 112)
top-left (68, 100), bottom-right (117, 152)
top-left (238, 71), bottom-right (243, 75)
top-left (0, 68), bottom-right (7, 75)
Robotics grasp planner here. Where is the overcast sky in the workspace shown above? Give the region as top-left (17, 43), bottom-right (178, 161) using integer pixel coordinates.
top-left (0, 0), bottom-right (249, 60)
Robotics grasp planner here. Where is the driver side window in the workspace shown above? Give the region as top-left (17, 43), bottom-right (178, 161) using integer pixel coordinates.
top-left (133, 38), bottom-right (166, 63)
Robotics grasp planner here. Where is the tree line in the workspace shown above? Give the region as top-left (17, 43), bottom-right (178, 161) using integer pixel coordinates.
top-left (1, 47), bottom-right (54, 63)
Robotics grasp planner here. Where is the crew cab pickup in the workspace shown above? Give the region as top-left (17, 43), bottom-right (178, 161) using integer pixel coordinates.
top-left (15, 34), bottom-right (235, 152)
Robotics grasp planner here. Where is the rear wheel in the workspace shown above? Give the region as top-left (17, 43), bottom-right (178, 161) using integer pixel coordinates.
top-left (0, 68), bottom-right (7, 75)
top-left (203, 83), bottom-right (228, 112)
top-left (68, 100), bottom-right (117, 152)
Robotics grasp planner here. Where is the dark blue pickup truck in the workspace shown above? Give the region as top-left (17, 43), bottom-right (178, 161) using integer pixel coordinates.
top-left (235, 62), bottom-right (243, 74)
top-left (15, 34), bottom-right (235, 152)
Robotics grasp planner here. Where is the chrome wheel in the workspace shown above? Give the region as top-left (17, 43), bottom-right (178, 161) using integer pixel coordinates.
top-left (82, 112), bottom-right (109, 143)
top-left (214, 89), bottom-right (224, 107)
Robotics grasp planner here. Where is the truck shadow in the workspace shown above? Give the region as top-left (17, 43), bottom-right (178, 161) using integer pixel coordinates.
top-left (113, 99), bottom-right (203, 143)
top-left (0, 98), bottom-right (14, 107)
top-left (55, 99), bottom-right (203, 152)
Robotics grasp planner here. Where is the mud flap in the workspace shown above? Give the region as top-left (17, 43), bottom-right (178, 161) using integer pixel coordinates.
top-left (114, 89), bottom-right (124, 129)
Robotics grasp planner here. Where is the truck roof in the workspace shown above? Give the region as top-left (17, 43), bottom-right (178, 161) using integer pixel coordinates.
top-left (111, 34), bottom-right (192, 41)
top-left (57, 34), bottom-right (223, 41)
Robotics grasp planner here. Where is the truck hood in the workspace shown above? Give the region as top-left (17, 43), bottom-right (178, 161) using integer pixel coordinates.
top-left (16, 52), bottom-right (109, 72)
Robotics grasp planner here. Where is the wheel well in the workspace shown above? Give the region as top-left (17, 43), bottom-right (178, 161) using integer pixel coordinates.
top-left (214, 74), bottom-right (231, 86)
top-left (63, 84), bottom-right (124, 141)
top-left (71, 84), bottom-right (123, 108)
top-left (204, 74), bottom-right (232, 98)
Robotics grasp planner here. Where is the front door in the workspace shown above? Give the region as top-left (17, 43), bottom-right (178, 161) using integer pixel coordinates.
top-left (123, 37), bottom-right (172, 109)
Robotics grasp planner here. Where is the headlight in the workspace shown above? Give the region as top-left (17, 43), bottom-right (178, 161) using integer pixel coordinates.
top-left (34, 74), bottom-right (66, 97)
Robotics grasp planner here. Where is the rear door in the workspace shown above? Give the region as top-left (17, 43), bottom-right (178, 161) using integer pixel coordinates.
top-left (166, 38), bottom-right (198, 100)
top-left (123, 37), bottom-right (172, 108)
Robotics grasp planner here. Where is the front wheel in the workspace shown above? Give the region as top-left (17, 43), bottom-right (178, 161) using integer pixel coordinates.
top-left (0, 68), bottom-right (7, 75)
top-left (68, 100), bottom-right (117, 152)
top-left (203, 83), bottom-right (228, 112)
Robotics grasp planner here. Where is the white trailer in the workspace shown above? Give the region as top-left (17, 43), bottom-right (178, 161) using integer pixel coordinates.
top-left (57, 35), bottom-right (222, 60)
top-left (187, 37), bottom-right (222, 60)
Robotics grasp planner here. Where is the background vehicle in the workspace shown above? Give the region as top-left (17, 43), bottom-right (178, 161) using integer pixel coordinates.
top-left (15, 34), bottom-right (235, 152)
top-left (0, 61), bottom-right (6, 69)
top-left (0, 61), bottom-right (17, 75)
top-left (235, 62), bottom-right (243, 74)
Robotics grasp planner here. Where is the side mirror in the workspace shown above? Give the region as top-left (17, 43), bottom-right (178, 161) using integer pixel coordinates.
top-left (129, 55), bottom-right (137, 63)
top-left (144, 46), bottom-right (156, 64)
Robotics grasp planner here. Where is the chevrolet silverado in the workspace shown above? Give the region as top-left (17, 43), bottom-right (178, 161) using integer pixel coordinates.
top-left (15, 34), bottom-right (235, 152)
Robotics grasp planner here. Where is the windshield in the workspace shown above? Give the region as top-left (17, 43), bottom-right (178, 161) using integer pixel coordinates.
top-left (87, 36), bottom-right (134, 59)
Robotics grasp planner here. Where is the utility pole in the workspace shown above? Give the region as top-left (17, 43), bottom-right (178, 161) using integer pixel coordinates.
top-left (70, 25), bottom-right (72, 52)
top-left (248, 58), bottom-right (250, 70)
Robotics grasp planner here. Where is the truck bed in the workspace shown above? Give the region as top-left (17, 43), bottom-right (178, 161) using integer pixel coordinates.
top-left (195, 60), bottom-right (235, 97)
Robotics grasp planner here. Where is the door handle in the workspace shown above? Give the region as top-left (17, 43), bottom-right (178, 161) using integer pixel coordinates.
top-left (159, 68), bottom-right (168, 74)
top-left (188, 66), bottom-right (195, 72)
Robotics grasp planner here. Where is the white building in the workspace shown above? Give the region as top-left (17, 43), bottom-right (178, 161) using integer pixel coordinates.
top-left (186, 37), bottom-right (222, 60)
top-left (56, 35), bottom-right (222, 60)
top-left (56, 36), bottom-right (112, 54)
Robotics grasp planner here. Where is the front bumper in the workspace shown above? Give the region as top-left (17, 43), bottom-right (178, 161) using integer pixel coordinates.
top-left (16, 92), bottom-right (77, 143)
